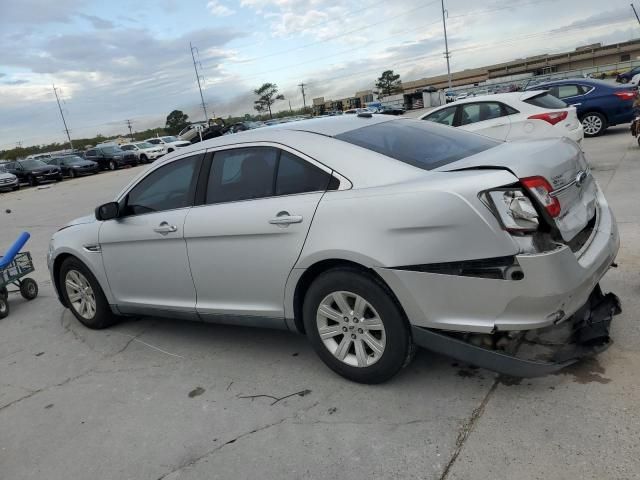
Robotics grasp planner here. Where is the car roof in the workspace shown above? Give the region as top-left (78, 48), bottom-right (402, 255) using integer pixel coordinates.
top-left (529, 78), bottom-right (615, 89)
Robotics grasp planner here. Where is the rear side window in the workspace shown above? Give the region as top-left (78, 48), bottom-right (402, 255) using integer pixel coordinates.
top-left (335, 120), bottom-right (500, 171)
top-left (276, 151), bottom-right (331, 195)
top-left (523, 93), bottom-right (568, 109)
top-left (86, 150), bottom-right (96, 156)
top-left (460, 102), bottom-right (504, 125)
top-left (207, 147), bottom-right (278, 204)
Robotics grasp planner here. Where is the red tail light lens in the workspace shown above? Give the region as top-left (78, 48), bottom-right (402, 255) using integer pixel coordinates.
top-left (614, 91), bottom-right (637, 101)
top-left (527, 111), bottom-right (568, 125)
top-left (520, 176), bottom-right (561, 218)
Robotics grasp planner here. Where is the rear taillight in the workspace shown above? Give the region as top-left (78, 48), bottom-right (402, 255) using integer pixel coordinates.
top-left (527, 111), bottom-right (568, 125)
top-left (521, 176), bottom-right (561, 218)
top-left (485, 189), bottom-right (539, 232)
top-left (614, 91), bottom-right (636, 101)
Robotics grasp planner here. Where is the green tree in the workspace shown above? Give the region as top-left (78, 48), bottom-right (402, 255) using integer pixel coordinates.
top-left (375, 70), bottom-right (402, 98)
top-left (165, 110), bottom-right (190, 135)
top-left (253, 83), bottom-right (285, 119)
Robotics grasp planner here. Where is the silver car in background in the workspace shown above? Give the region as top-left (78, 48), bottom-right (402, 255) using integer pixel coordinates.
top-left (48, 116), bottom-right (620, 383)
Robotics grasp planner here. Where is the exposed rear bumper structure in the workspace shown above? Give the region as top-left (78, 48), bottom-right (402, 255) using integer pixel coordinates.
top-left (411, 285), bottom-right (621, 377)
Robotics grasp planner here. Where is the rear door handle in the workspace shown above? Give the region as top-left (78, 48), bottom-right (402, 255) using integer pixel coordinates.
top-left (269, 211), bottom-right (303, 226)
top-left (153, 222), bottom-right (178, 234)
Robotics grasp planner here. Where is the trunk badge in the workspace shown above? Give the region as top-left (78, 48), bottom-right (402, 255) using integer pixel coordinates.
top-left (575, 171), bottom-right (587, 188)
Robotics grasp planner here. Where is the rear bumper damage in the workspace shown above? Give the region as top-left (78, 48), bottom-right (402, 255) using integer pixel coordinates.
top-left (411, 285), bottom-right (621, 377)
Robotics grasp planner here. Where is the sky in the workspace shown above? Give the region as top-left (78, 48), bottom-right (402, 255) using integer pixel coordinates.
top-left (0, 0), bottom-right (636, 148)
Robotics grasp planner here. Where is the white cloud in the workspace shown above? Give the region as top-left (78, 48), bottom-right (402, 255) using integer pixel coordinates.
top-left (207, 1), bottom-right (235, 17)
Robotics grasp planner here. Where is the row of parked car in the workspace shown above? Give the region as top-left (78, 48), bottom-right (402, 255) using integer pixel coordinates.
top-left (0, 136), bottom-right (195, 191)
top-left (423, 78), bottom-right (636, 141)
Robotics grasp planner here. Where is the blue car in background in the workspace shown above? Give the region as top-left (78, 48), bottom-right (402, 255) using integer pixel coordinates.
top-left (526, 78), bottom-right (636, 137)
top-left (617, 66), bottom-right (640, 84)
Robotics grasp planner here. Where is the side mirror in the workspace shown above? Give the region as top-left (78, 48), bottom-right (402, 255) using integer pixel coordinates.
top-left (95, 202), bottom-right (120, 221)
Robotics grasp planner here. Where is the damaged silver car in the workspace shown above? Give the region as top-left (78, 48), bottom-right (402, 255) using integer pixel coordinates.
top-left (47, 115), bottom-right (620, 383)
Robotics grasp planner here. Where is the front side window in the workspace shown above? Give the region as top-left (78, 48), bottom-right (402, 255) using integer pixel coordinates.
top-left (147, 139), bottom-right (160, 145)
top-left (460, 102), bottom-right (504, 125)
top-left (424, 106), bottom-right (457, 126)
top-left (335, 119), bottom-right (500, 171)
top-left (207, 147), bottom-right (278, 204)
top-left (124, 155), bottom-right (200, 215)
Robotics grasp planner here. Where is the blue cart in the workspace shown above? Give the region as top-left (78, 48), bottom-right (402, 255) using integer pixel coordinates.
top-left (0, 232), bottom-right (39, 318)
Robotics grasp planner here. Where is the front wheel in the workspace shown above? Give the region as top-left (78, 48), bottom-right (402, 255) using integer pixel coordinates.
top-left (303, 268), bottom-right (413, 384)
top-left (108, 160), bottom-right (116, 171)
top-left (0, 297), bottom-right (9, 319)
top-left (582, 112), bottom-right (607, 137)
top-left (69, 170), bottom-right (76, 178)
top-left (59, 257), bottom-right (118, 329)
top-left (28, 176), bottom-right (37, 187)
top-left (140, 155), bottom-right (148, 164)
top-left (621, 77), bottom-right (630, 84)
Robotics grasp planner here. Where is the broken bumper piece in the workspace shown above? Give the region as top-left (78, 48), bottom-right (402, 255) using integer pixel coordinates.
top-left (411, 285), bottom-right (621, 378)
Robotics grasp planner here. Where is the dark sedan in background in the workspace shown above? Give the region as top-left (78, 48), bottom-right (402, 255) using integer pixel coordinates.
top-left (46, 155), bottom-right (99, 178)
top-left (526, 78), bottom-right (636, 136)
top-left (2, 159), bottom-right (63, 186)
top-left (84, 145), bottom-right (138, 170)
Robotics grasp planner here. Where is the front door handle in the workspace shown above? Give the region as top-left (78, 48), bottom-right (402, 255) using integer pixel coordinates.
top-left (153, 222), bottom-right (178, 235)
top-left (269, 211), bottom-right (303, 226)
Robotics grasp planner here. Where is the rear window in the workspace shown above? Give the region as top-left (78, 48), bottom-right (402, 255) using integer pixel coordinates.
top-left (334, 120), bottom-right (500, 170)
top-left (524, 92), bottom-right (567, 109)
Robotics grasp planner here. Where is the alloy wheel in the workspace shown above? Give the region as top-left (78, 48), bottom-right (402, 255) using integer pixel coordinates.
top-left (65, 270), bottom-right (97, 320)
top-left (582, 115), bottom-right (603, 136)
top-left (316, 291), bottom-right (387, 368)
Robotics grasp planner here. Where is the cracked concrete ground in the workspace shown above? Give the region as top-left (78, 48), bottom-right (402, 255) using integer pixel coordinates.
top-left (1, 127), bottom-right (638, 479)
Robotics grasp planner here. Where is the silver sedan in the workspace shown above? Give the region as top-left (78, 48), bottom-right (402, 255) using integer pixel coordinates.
top-left (48, 115), bottom-right (620, 383)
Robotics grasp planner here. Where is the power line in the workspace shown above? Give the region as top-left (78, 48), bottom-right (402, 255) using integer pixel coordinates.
top-left (190, 42), bottom-right (209, 121)
top-left (52, 85), bottom-right (73, 150)
top-left (632, 3), bottom-right (640, 26)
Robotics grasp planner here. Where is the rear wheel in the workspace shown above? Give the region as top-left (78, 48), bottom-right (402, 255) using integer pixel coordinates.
top-left (582, 112), bottom-right (607, 137)
top-left (69, 169), bottom-right (76, 178)
top-left (140, 154), bottom-right (148, 164)
top-left (19, 278), bottom-right (38, 300)
top-left (28, 176), bottom-right (37, 187)
top-left (59, 257), bottom-right (118, 329)
top-left (108, 160), bottom-right (116, 171)
top-left (303, 268), bottom-right (413, 384)
top-left (0, 297), bottom-right (8, 319)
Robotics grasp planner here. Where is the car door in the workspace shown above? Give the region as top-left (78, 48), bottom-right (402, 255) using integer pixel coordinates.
top-left (99, 153), bottom-right (203, 316)
top-left (183, 145), bottom-right (335, 325)
top-left (458, 102), bottom-right (512, 140)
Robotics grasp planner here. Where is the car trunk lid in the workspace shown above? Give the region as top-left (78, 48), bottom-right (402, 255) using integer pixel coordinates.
top-left (434, 137), bottom-right (596, 242)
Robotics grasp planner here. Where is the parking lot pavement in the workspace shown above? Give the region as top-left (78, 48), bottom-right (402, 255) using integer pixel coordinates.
top-left (1, 128), bottom-right (639, 480)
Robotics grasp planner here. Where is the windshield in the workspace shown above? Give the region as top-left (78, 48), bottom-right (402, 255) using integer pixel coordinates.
top-left (335, 119), bottom-right (500, 171)
top-left (19, 159), bottom-right (48, 169)
top-left (136, 142), bottom-right (154, 149)
top-left (162, 136), bottom-right (178, 142)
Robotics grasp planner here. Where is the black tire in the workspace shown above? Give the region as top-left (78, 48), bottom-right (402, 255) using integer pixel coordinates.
top-left (0, 287), bottom-right (7, 300)
top-left (303, 268), bottom-right (413, 384)
top-left (28, 175), bottom-right (37, 187)
top-left (56, 175), bottom-right (63, 182)
top-left (140, 155), bottom-right (148, 164)
top-left (0, 297), bottom-right (9, 319)
top-left (12, 185), bottom-right (20, 191)
top-left (581, 112), bottom-right (607, 137)
top-left (59, 257), bottom-right (118, 329)
top-left (109, 160), bottom-right (117, 171)
top-left (19, 278), bottom-right (38, 300)
top-left (621, 77), bottom-right (630, 84)
top-left (69, 169), bottom-right (76, 178)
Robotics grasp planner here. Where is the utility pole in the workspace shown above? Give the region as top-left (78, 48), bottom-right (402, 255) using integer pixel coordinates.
top-left (126, 119), bottom-right (134, 138)
top-left (288, 99), bottom-right (293, 112)
top-left (190, 42), bottom-right (209, 121)
top-left (441, 0), bottom-right (452, 90)
top-left (632, 3), bottom-right (640, 26)
top-left (52, 85), bottom-right (73, 150)
top-left (298, 83), bottom-right (307, 110)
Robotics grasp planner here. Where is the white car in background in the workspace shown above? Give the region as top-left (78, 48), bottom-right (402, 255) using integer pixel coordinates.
top-left (144, 136), bottom-right (191, 155)
top-left (0, 165), bottom-right (19, 191)
top-left (120, 142), bottom-right (164, 163)
top-left (421, 91), bottom-right (584, 143)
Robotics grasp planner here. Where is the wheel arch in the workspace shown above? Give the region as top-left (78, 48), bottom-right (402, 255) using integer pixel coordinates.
top-left (289, 258), bottom-right (407, 334)
top-left (52, 251), bottom-right (112, 307)
top-left (579, 107), bottom-right (609, 123)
